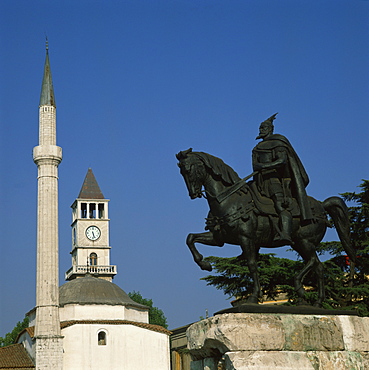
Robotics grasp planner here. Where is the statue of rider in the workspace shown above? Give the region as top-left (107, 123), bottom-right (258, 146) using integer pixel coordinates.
top-left (252, 113), bottom-right (312, 245)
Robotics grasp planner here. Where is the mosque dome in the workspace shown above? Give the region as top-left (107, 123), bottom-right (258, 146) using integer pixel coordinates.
top-left (59, 275), bottom-right (148, 309)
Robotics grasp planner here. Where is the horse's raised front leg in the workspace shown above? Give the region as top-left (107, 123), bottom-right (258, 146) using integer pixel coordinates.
top-left (186, 231), bottom-right (224, 271)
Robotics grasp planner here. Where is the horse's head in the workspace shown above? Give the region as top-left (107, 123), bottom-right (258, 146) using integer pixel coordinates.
top-left (176, 148), bottom-right (207, 199)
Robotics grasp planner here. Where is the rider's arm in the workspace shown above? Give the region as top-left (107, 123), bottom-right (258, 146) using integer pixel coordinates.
top-left (254, 147), bottom-right (287, 171)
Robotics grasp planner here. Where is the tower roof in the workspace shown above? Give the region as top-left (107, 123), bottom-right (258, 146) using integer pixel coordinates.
top-left (78, 168), bottom-right (104, 199)
top-left (39, 43), bottom-right (56, 107)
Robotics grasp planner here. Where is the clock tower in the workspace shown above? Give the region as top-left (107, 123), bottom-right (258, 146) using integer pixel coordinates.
top-left (65, 168), bottom-right (117, 281)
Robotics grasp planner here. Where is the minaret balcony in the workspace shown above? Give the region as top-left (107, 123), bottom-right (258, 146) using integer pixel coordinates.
top-left (65, 265), bottom-right (117, 280)
top-left (33, 145), bottom-right (62, 160)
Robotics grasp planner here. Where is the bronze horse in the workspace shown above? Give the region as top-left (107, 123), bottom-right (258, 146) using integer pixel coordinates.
top-left (177, 148), bottom-right (356, 306)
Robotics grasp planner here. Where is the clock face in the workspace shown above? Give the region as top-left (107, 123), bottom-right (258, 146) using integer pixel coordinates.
top-left (86, 226), bottom-right (101, 241)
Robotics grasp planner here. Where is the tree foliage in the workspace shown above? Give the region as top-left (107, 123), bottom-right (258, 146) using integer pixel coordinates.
top-left (128, 291), bottom-right (168, 328)
top-left (317, 179), bottom-right (369, 258)
top-left (318, 179), bottom-right (369, 315)
top-left (0, 316), bottom-right (29, 347)
top-left (202, 180), bottom-right (369, 316)
top-left (202, 254), bottom-right (303, 302)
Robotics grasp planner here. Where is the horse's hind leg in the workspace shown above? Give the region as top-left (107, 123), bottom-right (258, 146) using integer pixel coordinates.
top-left (314, 260), bottom-right (325, 307)
top-left (186, 231), bottom-right (223, 271)
top-left (294, 239), bottom-right (325, 307)
top-left (293, 256), bottom-right (315, 305)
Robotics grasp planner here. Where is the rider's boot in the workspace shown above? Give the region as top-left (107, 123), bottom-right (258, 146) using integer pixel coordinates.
top-left (275, 210), bottom-right (293, 245)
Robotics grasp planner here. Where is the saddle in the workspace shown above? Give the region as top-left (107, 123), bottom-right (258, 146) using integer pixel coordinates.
top-left (247, 181), bottom-right (300, 218)
top-left (206, 182), bottom-right (322, 234)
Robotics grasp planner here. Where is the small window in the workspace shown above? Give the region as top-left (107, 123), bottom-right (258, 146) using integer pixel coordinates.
top-left (98, 204), bottom-right (104, 219)
top-left (72, 206), bottom-right (77, 221)
top-left (72, 252), bottom-right (77, 265)
top-left (81, 203), bottom-right (87, 218)
top-left (98, 331), bottom-right (106, 345)
top-left (89, 203), bottom-right (96, 219)
top-left (73, 228), bottom-right (77, 245)
top-left (90, 253), bottom-right (97, 266)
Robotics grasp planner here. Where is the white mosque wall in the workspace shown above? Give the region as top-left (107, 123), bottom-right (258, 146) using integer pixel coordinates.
top-left (27, 309), bottom-right (36, 327)
top-left (17, 331), bottom-right (35, 362)
top-left (62, 323), bottom-right (170, 370)
top-left (59, 304), bottom-right (149, 323)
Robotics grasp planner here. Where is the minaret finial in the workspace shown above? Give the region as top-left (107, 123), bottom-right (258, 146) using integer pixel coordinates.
top-left (45, 34), bottom-right (49, 52)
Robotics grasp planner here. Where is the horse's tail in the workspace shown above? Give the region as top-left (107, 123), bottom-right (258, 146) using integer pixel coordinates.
top-left (322, 196), bottom-right (356, 263)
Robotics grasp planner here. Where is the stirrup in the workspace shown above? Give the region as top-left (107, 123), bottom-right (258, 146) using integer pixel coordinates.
top-left (273, 233), bottom-right (293, 246)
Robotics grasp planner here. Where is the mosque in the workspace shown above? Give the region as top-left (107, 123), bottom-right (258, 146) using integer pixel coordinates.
top-left (0, 46), bottom-right (171, 369)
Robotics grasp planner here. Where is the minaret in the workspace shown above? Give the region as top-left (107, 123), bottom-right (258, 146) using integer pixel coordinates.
top-left (33, 41), bottom-right (63, 369)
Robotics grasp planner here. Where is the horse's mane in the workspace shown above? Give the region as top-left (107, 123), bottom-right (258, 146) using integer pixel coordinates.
top-left (192, 151), bottom-right (241, 185)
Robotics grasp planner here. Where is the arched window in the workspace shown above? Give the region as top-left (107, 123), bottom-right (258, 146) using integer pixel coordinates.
top-left (98, 331), bottom-right (106, 346)
top-left (89, 253), bottom-right (97, 266)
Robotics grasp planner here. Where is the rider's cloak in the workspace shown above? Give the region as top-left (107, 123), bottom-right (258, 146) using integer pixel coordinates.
top-left (253, 134), bottom-right (313, 221)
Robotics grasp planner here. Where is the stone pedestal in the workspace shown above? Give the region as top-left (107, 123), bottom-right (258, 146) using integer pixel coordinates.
top-left (186, 313), bottom-right (369, 369)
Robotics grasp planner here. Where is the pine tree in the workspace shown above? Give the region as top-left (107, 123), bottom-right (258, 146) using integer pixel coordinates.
top-left (317, 179), bottom-right (369, 314)
top-left (0, 317), bottom-right (29, 347)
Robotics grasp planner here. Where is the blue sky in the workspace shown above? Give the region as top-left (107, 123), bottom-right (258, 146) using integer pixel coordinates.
top-left (1, 0), bottom-right (368, 335)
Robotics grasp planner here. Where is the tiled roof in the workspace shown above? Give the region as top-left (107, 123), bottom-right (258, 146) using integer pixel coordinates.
top-left (0, 344), bottom-right (34, 369)
top-left (61, 320), bottom-right (172, 335)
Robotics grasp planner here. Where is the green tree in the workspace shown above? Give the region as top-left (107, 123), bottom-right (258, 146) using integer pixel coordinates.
top-left (202, 180), bottom-right (369, 315)
top-left (317, 179), bottom-right (369, 314)
top-left (0, 316), bottom-right (29, 347)
top-left (202, 254), bottom-right (303, 302)
top-left (128, 291), bottom-right (168, 328)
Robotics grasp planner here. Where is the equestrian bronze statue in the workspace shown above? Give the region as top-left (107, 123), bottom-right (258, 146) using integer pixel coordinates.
top-left (176, 115), bottom-right (356, 307)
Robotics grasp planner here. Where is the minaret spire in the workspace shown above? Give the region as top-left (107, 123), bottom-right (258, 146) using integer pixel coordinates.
top-left (33, 43), bottom-right (63, 369)
top-left (39, 37), bottom-right (55, 107)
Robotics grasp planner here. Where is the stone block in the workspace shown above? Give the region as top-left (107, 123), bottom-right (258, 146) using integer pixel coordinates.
top-left (280, 315), bottom-right (344, 351)
top-left (224, 351), bottom-right (313, 370)
top-left (306, 350), bottom-right (369, 370)
top-left (186, 313), bottom-right (369, 369)
top-left (187, 313), bottom-right (348, 354)
top-left (187, 313), bottom-right (285, 357)
top-left (338, 316), bottom-right (369, 352)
